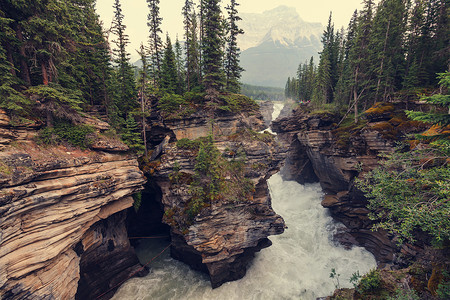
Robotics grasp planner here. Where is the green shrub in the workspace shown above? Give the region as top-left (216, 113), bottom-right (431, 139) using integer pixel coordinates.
top-left (133, 192), bottom-right (142, 212)
top-left (38, 121), bottom-right (94, 149)
top-left (437, 271), bottom-right (450, 299)
top-left (53, 122), bottom-right (94, 149)
top-left (357, 269), bottom-right (382, 294)
top-left (387, 288), bottom-right (420, 300)
top-left (357, 147), bottom-right (450, 244)
top-left (176, 138), bottom-right (202, 150)
top-left (218, 93), bottom-right (259, 112)
top-left (158, 93), bottom-right (187, 113)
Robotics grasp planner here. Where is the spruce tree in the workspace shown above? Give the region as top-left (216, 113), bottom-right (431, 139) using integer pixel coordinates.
top-left (224, 0), bottom-right (244, 93)
top-left (202, 0), bottom-right (225, 97)
top-left (123, 113), bottom-right (145, 154)
top-left (349, 0), bottom-right (374, 122)
top-left (183, 0), bottom-right (194, 91)
top-left (137, 43), bottom-right (149, 156)
top-left (111, 0), bottom-right (137, 115)
top-left (368, 0), bottom-right (409, 102)
top-left (146, 0), bottom-right (163, 85)
top-left (0, 10), bottom-right (30, 115)
top-left (160, 35), bottom-right (178, 94)
top-left (187, 11), bottom-right (201, 90)
top-left (174, 36), bottom-right (185, 94)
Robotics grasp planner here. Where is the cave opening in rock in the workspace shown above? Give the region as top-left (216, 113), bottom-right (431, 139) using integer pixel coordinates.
top-left (126, 180), bottom-right (171, 248)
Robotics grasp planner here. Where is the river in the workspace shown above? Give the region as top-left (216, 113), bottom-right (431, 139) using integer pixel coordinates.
top-left (112, 101), bottom-right (376, 300)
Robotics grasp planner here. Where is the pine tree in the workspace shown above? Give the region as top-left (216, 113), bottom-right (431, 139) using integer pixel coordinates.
top-left (147, 0), bottom-right (163, 85)
top-left (315, 13), bottom-right (341, 104)
top-left (202, 0), bottom-right (225, 97)
top-left (137, 43), bottom-right (149, 156)
top-left (334, 10), bottom-right (358, 105)
top-left (182, 0), bottom-right (194, 91)
top-left (0, 10), bottom-right (30, 115)
top-left (368, 0), bottom-right (409, 102)
top-left (111, 0), bottom-right (137, 115)
top-left (122, 113), bottom-right (145, 154)
top-left (174, 36), bottom-right (185, 94)
top-left (349, 0), bottom-right (374, 122)
top-left (187, 11), bottom-right (201, 90)
top-left (406, 72), bottom-right (450, 138)
top-left (160, 34), bottom-right (178, 94)
top-left (224, 0), bottom-right (244, 93)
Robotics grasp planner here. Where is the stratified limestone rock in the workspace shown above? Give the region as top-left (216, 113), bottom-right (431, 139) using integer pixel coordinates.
top-left (0, 135), bottom-right (146, 299)
top-left (147, 107), bottom-right (286, 288)
top-left (272, 105), bottom-right (426, 264)
top-left (164, 109), bottom-right (265, 141)
top-left (76, 211), bottom-right (149, 300)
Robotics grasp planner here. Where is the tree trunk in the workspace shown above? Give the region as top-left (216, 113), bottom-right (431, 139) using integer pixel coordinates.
top-left (141, 85), bottom-right (148, 157)
top-left (353, 66), bottom-right (359, 123)
top-left (41, 62), bottom-right (49, 85)
top-left (15, 25), bottom-right (31, 85)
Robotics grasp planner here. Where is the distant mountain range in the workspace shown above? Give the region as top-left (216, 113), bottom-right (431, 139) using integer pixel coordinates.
top-left (238, 6), bottom-right (323, 88)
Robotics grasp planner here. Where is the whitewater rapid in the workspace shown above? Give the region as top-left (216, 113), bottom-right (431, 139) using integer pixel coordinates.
top-left (112, 173), bottom-right (376, 300)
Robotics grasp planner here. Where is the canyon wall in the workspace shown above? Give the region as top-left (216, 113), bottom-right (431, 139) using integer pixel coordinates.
top-left (272, 104), bottom-right (428, 264)
top-left (0, 110), bottom-right (147, 299)
top-left (144, 107), bottom-right (287, 288)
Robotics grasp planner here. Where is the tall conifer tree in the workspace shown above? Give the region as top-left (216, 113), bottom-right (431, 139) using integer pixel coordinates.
top-left (160, 35), bottom-right (178, 94)
top-left (202, 0), bottom-right (225, 96)
top-left (224, 0), bottom-right (244, 93)
top-left (111, 0), bottom-right (136, 115)
top-left (147, 0), bottom-right (163, 85)
top-left (183, 0), bottom-right (194, 91)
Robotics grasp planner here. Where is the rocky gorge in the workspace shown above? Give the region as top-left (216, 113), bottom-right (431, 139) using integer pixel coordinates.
top-left (0, 97), bottom-right (440, 299)
top-left (272, 102), bottom-right (436, 267)
top-left (0, 96), bottom-right (288, 298)
top-left (138, 102), bottom-right (287, 288)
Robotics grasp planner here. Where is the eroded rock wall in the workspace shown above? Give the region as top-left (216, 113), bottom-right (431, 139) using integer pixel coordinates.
top-left (0, 110), bottom-right (146, 299)
top-left (147, 108), bottom-right (286, 288)
top-left (272, 107), bottom-right (416, 263)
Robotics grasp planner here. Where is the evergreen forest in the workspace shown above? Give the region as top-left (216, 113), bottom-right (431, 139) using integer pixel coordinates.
top-left (0, 0), bottom-right (246, 153)
top-left (0, 0), bottom-right (449, 298)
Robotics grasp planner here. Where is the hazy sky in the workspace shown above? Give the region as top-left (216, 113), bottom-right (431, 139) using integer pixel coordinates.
top-left (95, 0), bottom-right (369, 61)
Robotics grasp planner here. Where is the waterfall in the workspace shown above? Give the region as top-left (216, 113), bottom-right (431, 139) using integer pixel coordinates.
top-left (112, 100), bottom-right (376, 299)
top-left (112, 177), bottom-right (376, 300)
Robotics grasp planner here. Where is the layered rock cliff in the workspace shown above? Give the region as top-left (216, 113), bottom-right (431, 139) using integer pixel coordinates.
top-left (143, 106), bottom-right (286, 288)
top-left (272, 103), bottom-right (428, 264)
top-left (0, 110), bottom-right (146, 299)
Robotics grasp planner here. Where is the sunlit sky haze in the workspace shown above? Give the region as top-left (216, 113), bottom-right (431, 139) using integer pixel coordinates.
top-left (95, 0), bottom-right (373, 61)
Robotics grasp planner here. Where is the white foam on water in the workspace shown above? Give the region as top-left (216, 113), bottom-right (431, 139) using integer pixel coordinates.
top-left (112, 173), bottom-right (376, 300)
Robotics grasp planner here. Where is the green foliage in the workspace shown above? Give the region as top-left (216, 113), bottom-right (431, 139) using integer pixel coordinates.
top-left (38, 121), bottom-right (94, 149)
top-left (357, 269), bottom-right (382, 294)
top-left (158, 93), bottom-right (188, 114)
top-left (406, 72), bottom-right (450, 147)
top-left (224, 0), bottom-right (244, 93)
top-left (121, 113), bottom-right (145, 154)
top-left (169, 134), bottom-right (257, 229)
top-left (176, 138), bottom-right (202, 150)
top-left (350, 271), bottom-right (362, 288)
top-left (386, 288), bottom-right (420, 300)
top-left (241, 84), bottom-right (285, 101)
top-left (357, 147), bottom-right (450, 244)
top-left (437, 271), bottom-right (450, 299)
top-left (218, 93), bottom-right (259, 112)
top-left (329, 268), bottom-right (341, 289)
top-left (160, 35), bottom-right (179, 94)
top-left (133, 192), bottom-right (142, 212)
top-left (27, 84), bottom-right (83, 112)
top-left (0, 42), bottom-right (30, 115)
